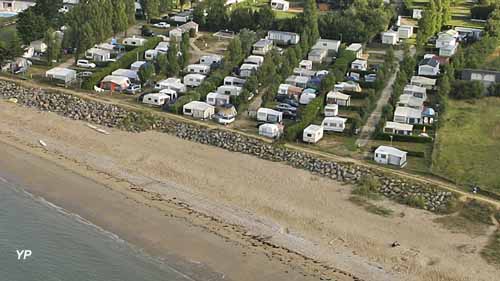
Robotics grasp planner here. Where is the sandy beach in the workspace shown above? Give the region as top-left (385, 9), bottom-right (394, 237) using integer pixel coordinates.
top-left (0, 99), bottom-right (499, 281)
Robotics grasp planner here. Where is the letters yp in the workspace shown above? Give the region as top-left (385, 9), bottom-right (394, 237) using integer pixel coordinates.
top-left (16, 250), bottom-right (32, 260)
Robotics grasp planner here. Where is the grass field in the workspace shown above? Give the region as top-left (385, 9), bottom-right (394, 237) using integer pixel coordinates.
top-left (410, 0), bottom-right (485, 29)
top-left (0, 25), bottom-right (16, 44)
top-left (432, 98), bottom-right (500, 193)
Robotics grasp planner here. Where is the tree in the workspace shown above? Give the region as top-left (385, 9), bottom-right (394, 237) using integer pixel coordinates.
top-left (7, 33), bottom-right (24, 59)
top-left (303, 0), bottom-right (319, 43)
top-left (112, 0), bottom-right (129, 36)
top-left (138, 63), bottom-right (155, 85)
top-left (124, 0), bottom-right (136, 27)
top-left (16, 8), bottom-right (48, 44)
top-left (180, 32), bottom-right (191, 69)
top-left (238, 29), bottom-right (257, 55)
top-left (0, 42), bottom-right (8, 65)
top-left (166, 39), bottom-right (180, 76)
top-left (44, 28), bottom-right (61, 65)
top-left (256, 5), bottom-right (274, 31)
top-left (227, 36), bottom-right (243, 65)
top-left (230, 7), bottom-right (254, 31)
top-left (33, 0), bottom-right (63, 27)
top-left (156, 53), bottom-right (168, 75)
top-left (206, 0), bottom-right (227, 31)
top-left (140, 0), bottom-right (160, 22)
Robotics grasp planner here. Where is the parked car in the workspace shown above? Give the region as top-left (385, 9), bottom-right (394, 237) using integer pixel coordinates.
top-left (282, 110), bottom-right (298, 120)
top-left (77, 71), bottom-right (93, 78)
top-left (76, 59), bottom-right (96, 69)
top-left (141, 27), bottom-right (155, 37)
top-left (275, 103), bottom-right (297, 112)
top-left (275, 95), bottom-right (299, 107)
top-left (124, 84), bottom-right (142, 94)
top-left (153, 22), bottom-right (170, 29)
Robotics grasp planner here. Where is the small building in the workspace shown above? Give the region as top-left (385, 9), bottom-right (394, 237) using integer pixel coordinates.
top-left (183, 101), bottom-right (215, 119)
top-left (324, 104), bottom-right (338, 117)
top-left (418, 57), bottom-right (440, 76)
top-left (45, 67), bottom-right (76, 84)
top-left (326, 91), bottom-right (351, 106)
top-left (322, 117), bottom-right (347, 133)
top-left (381, 30), bottom-right (399, 45)
top-left (96, 43), bottom-right (116, 53)
top-left (412, 9), bottom-right (423, 19)
top-left (303, 125), bottom-right (323, 143)
top-left (111, 69), bottom-right (140, 82)
top-left (187, 64), bottom-right (211, 75)
top-left (252, 39), bottom-right (273, 55)
top-left (285, 75), bottom-right (309, 88)
top-left (100, 75), bottom-right (130, 92)
top-left (397, 94), bottom-right (425, 110)
top-left (345, 43), bottom-right (363, 59)
top-left (307, 48), bottom-right (328, 64)
top-left (244, 55), bottom-right (265, 66)
top-left (410, 76), bottom-right (436, 89)
top-left (403, 84), bottom-right (427, 99)
top-left (461, 68), bottom-right (500, 87)
top-left (436, 30), bottom-right (458, 49)
top-left (217, 85), bottom-right (242, 96)
top-left (159, 88), bottom-right (178, 101)
top-left (311, 39), bottom-right (341, 54)
top-left (122, 37), bottom-right (146, 47)
top-left (142, 93), bottom-right (170, 106)
top-left (374, 146), bottom-right (407, 168)
top-left (144, 49), bottom-right (158, 61)
top-left (85, 47), bottom-right (111, 62)
top-left (214, 104), bottom-right (237, 125)
top-left (183, 73), bottom-right (206, 87)
top-left (278, 83), bottom-right (300, 96)
top-left (169, 21), bottom-right (199, 40)
top-left (335, 81), bottom-right (362, 92)
top-left (259, 123), bottom-right (281, 139)
top-left (224, 76), bottom-right (246, 87)
top-left (299, 88), bottom-right (317, 105)
top-left (130, 61), bottom-right (147, 71)
top-left (393, 106), bottom-right (422, 124)
top-left (398, 25), bottom-right (414, 39)
top-left (454, 27), bottom-right (483, 41)
top-left (293, 67), bottom-right (316, 78)
top-left (239, 63), bottom-right (259, 78)
top-left (155, 78), bottom-right (187, 93)
top-left (383, 121), bottom-right (413, 135)
top-left (206, 92), bottom-right (230, 106)
top-left (270, 0), bottom-right (289, 11)
top-left (257, 108), bottom-right (283, 123)
top-left (439, 43), bottom-right (458, 57)
top-left (351, 59), bottom-right (368, 71)
top-left (299, 60), bottom-right (313, 70)
top-left (200, 54), bottom-right (223, 66)
top-left (172, 11), bottom-right (193, 23)
top-left (267, 30), bottom-right (300, 45)
top-left (29, 40), bottom-right (47, 53)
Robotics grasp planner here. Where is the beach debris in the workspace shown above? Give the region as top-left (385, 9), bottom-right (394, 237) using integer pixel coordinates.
top-left (7, 97), bottom-right (18, 103)
top-left (86, 123), bottom-right (110, 135)
top-left (391, 241), bottom-right (401, 248)
top-left (38, 140), bottom-right (47, 147)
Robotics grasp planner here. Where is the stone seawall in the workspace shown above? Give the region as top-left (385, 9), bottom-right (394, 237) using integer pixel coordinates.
top-left (0, 80), bottom-right (455, 212)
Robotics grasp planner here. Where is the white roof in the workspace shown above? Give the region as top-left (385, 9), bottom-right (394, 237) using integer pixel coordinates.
top-left (352, 59), bottom-right (367, 65)
top-left (244, 55), bottom-right (264, 64)
top-left (375, 146), bottom-right (407, 158)
top-left (112, 69), bottom-right (139, 80)
top-left (240, 63), bottom-right (259, 70)
top-left (155, 42), bottom-right (170, 51)
top-left (184, 73), bottom-right (206, 79)
top-left (304, 124), bottom-right (322, 133)
top-left (346, 43), bottom-right (362, 52)
top-left (411, 76), bottom-right (436, 86)
top-left (312, 39), bottom-right (341, 51)
top-left (87, 47), bottom-right (110, 56)
top-left (327, 91), bottom-right (350, 100)
top-left (394, 106), bottom-right (422, 118)
top-left (286, 75), bottom-right (309, 83)
top-left (258, 108), bottom-right (282, 116)
top-left (398, 94), bottom-right (424, 107)
top-left (96, 43), bottom-right (114, 51)
top-left (131, 61), bottom-right (146, 68)
top-left (323, 117), bottom-right (347, 123)
top-left (159, 88), bottom-right (177, 95)
top-left (184, 101), bottom-right (214, 111)
top-left (188, 64), bottom-right (210, 69)
top-left (300, 60), bottom-right (313, 65)
top-left (325, 103), bottom-right (338, 109)
top-left (404, 84), bottom-right (426, 94)
top-left (46, 67), bottom-right (76, 77)
top-left (201, 54), bottom-right (223, 61)
top-left (207, 92), bottom-right (228, 99)
top-left (384, 121), bottom-right (413, 131)
top-left (253, 39), bottom-right (273, 47)
top-left (144, 93), bottom-right (169, 99)
top-left (102, 75), bottom-right (129, 85)
top-left (260, 123), bottom-right (279, 130)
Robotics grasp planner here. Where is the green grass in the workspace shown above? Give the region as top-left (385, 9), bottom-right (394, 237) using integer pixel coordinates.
top-left (275, 11), bottom-right (298, 19)
top-left (481, 229), bottom-right (500, 268)
top-left (0, 25), bottom-right (16, 44)
top-left (432, 98), bottom-right (500, 193)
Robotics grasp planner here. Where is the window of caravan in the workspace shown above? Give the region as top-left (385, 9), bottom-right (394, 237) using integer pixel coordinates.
top-left (268, 114), bottom-right (278, 123)
top-left (185, 109), bottom-right (192, 113)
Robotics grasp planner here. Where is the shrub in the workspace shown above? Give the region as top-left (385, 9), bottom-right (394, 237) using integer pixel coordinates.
top-left (405, 194), bottom-right (426, 209)
top-left (352, 175), bottom-right (381, 199)
top-left (450, 80), bottom-right (484, 100)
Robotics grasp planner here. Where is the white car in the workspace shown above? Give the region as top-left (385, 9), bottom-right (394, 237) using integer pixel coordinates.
top-left (153, 22), bottom-right (170, 29)
top-left (76, 59), bottom-right (96, 69)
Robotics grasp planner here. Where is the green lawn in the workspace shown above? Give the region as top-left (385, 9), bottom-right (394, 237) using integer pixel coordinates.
top-left (432, 98), bottom-right (500, 193)
top-left (0, 25), bottom-right (16, 44)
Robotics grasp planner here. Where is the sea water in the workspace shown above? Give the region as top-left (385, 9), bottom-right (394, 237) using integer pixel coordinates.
top-left (0, 179), bottom-right (195, 281)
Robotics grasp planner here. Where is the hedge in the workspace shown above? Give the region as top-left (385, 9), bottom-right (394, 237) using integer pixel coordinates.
top-left (285, 95), bottom-right (323, 141)
top-left (82, 37), bottom-right (162, 90)
top-left (373, 132), bottom-right (434, 143)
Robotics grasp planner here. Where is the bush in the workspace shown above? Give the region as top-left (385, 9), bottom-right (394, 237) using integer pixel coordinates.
top-left (352, 175), bottom-right (381, 199)
top-left (405, 194), bottom-right (426, 209)
top-left (285, 95), bottom-right (323, 141)
top-left (450, 80), bottom-right (484, 99)
top-left (82, 37), bottom-right (162, 90)
top-left (373, 132), bottom-right (434, 143)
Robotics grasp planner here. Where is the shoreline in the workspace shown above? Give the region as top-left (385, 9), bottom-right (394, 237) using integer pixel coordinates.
top-left (0, 99), bottom-right (498, 281)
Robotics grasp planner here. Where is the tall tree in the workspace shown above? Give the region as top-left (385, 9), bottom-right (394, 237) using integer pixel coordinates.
top-left (256, 5), bottom-right (274, 31)
top-left (124, 0), bottom-right (136, 27)
top-left (16, 8), bottom-right (48, 44)
top-left (303, 0), bottom-right (320, 43)
top-left (140, 0), bottom-right (160, 22)
top-left (44, 28), bottom-right (61, 65)
top-left (112, 0), bottom-right (129, 36)
top-left (206, 0), bottom-right (227, 31)
top-left (7, 33), bottom-right (24, 59)
top-left (180, 32), bottom-right (191, 69)
top-left (227, 36), bottom-right (243, 65)
top-left (166, 39), bottom-right (180, 76)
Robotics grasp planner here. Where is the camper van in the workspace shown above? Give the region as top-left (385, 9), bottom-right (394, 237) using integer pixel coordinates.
top-left (155, 78), bottom-right (187, 93)
top-left (322, 117), bottom-right (347, 132)
top-left (224, 76), bottom-right (246, 87)
top-left (299, 89), bottom-right (317, 105)
top-left (187, 64), bottom-right (211, 75)
top-left (183, 74), bottom-right (206, 87)
top-left (142, 93), bottom-right (170, 106)
top-left (257, 108), bottom-right (283, 123)
top-left (200, 55), bottom-right (223, 66)
top-left (217, 85), bottom-right (242, 96)
top-left (122, 37), bottom-right (146, 47)
top-left (324, 104), bottom-right (339, 117)
top-left (206, 92), bottom-right (230, 106)
top-left (303, 125), bottom-right (323, 143)
top-left (259, 123), bottom-right (282, 139)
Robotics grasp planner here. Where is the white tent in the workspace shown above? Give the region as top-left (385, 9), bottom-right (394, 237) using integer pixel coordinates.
top-left (45, 67), bottom-right (77, 84)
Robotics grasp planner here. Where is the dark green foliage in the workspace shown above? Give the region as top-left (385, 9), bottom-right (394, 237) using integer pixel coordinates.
top-left (285, 96), bottom-right (323, 141)
top-left (138, 63), bottom-right (155, 85)
top-left (450, 80), bottom-right (484, 100)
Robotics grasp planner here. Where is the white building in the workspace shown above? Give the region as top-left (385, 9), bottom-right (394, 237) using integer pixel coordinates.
top-left (239, 63), bottom-right (259, 78)
top-left (383, 122), bottom-right (413, 135)
top-left (183, 101), bottom-right (215, 119)
top-left (187, 64), bottom-right (211, 75)
top-left (311, 39), bottom-right (341, 54)
top-left (244, 55), bottom-right (265, 66)
top-left (142, 93), bottom-right (170, 106)
top-left (404, 84), bottom-right (427, 99)
top-left (322, 117), bottom-right (347, 133)
top-left (252, 39), bottom-right (273, 55)
top-left (267, 30), bottom-right (300, 45)
top-left (439, 43), bottom-right (458, 57)
top-left (397, 94), bottom-right (425, 110)
top-left (410, 76), bottom-right (436, 89)
top-left (307, 48), bottom-right (328, 64)
top-left (122, 37), bottom-right (146, 47)
top-left (224, 76), bottom-right (246, 87)
top-left (374, 146), bottom-right (407, 167)
top-left (299, 60), bottom-right (313, 70)
top-left (257, 108), bottom-right (283, 123)
top-left (206, 92), bottom-right (230, 106)
top-left (326, 91), bottom-right (351, 106)
top-left (412, 9), bottom-right (423, 19)
top-left (436, 30), bottom-right (458, 49)
top-left (324, 104), bottom-right (338, 117)
top-left (418, 57), bottom-right (440, 76)
top-left (381, 30), bottom-right (399, 45)
top-left (335, 81), bottom-right (362, 92)
top-left (200, 54), bottom-right (223, 66)
top-left (346, 43), bottom-right (363, 59)
top-left (130, 60), bottom-right (146, 71)
top-left (351, 59), bottom-right (368, 71)
top-left (270, 0), bottom-right (289, 11)
top-left (85, 47), bottom-right (111, 62)
top-left (155, 78), bottom-right (187, 93)
top-left (259, 123), bottom-right (281, 139)
top-left (393, 106), bottom-right (422, 124)
top-left (303, 125), bottom-right (323, 143)
top-left (285, 75), bottom-right (309, 88)
top-left (183, 73), bottom-right (206, 87)
top-left (217, 85), bottom-right (242, 96)
top-left (45, 67), bottom-right (76, 84)
top-left (398, 25), bottom-right (414, 39)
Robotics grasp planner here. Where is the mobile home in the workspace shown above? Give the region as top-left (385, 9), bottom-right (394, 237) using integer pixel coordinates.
top-left (122, 37), bottom-right (146, 47)
top-left (187, 64), bottom-right (211, 75)
top-left (183, 73), bottom-right (206, 87)
top-left (324, 104), bottom-right (338, 117)
top-left (303, 125), bottom-right (323, 143)
top-left (259, 123), bottom-right (281, 139)
top-left (267, 30), bottom-right (300, 45)
top-left (322, 117), bottom-right (347, 133)
top-left (239, 63), bottom-right (259, 78)
top-left (206, 92), bottom-right (230, 106)
top-left (224, 76), bottom-right (246, 87)
top-left (383, 121), bottom-right (413, 135)
top-left (217, 85), bottom-right (242, 96)
top-left (155, 78), bottom-right (187, 93)
top-left (244, 55), bottom-right (265, 66)
top-left (200, 54), bottom-right (223, 66)
top-left (374, 146), bottom-right (407, 168)
top-left (257, 108), bottom-right (283, 123)
top-left (326, 91), bottom-right (351, 106)
top-left (142, 93), bottom-right (170, 106)
top-left (270, 0), bottom-right (289, 11)
top-left (183, 101), bottom-right (215, 119)
top-left (252, 39), bottom-right (273, 55)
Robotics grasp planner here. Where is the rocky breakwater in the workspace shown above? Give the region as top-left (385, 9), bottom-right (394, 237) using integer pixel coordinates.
top-left (0, 80), bottom-right (455, 212)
